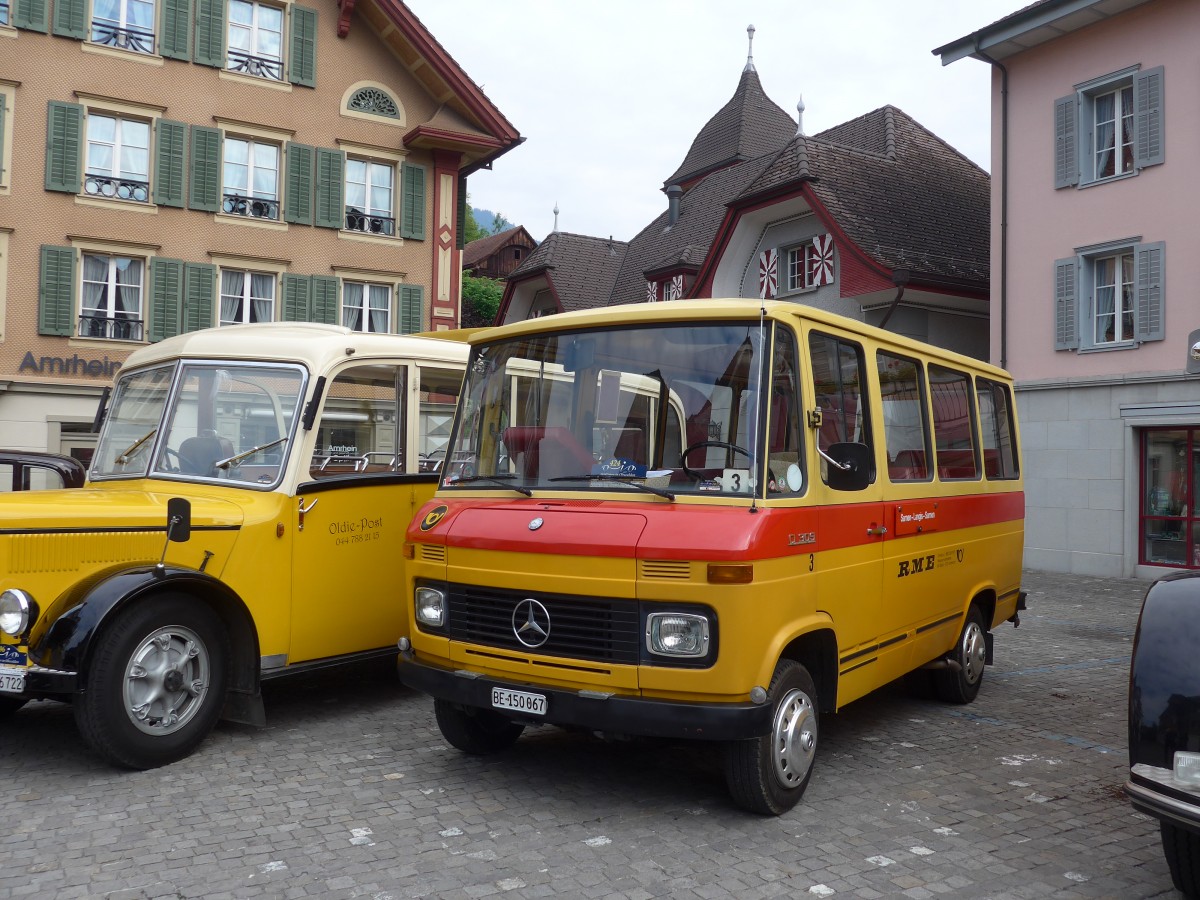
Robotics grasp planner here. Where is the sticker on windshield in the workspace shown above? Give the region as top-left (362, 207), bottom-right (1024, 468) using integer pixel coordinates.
top-left (593, 458), bottom-right (646, 478)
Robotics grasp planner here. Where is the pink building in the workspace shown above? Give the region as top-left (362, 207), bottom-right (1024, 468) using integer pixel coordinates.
top-left (937, 0), bottom-right (1198, 577)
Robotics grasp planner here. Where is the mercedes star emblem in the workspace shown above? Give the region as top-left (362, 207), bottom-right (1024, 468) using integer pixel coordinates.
top-left (512, 598), bottom-right (551, 648)
top-left (529, 517), bottom-right (544, 531)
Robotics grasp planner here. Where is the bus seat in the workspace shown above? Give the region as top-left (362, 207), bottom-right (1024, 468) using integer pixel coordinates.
top-left (503, 426), bottom-right (594, 478)
top-left (613, 429), bottom-right (645, 464)
top-left (179, 432), bottom-right (234, 477)
top-left (889, 449), bottom-right (927, 480)
top-left (936, 450), bottom-right (978, 480)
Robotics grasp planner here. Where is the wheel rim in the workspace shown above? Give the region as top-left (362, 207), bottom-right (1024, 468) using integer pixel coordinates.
top-left (960, 620), bottom-right (986, 685)
top-left (122, 625), bottom-right (211, 735)
top-left (771, 687), bottom-right (817, 788)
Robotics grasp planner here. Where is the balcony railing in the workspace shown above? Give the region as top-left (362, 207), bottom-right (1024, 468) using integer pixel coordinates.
top-left (79, 315), bottom-right (144, 341)
top-left (345, 207), bottom-right (396, 236)
top-left (227, 48), bottom-right (283, 81)
top-left (90, 21), bottom-right (155, 54)
top-left (84, 174), bottom-right (150, 203)
top-left (223, 193), bottom-right (279, 221)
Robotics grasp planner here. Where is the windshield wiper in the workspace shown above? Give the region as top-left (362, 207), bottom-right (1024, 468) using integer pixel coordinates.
top-left (549, 474), bottom-right (675, 501)
top-left (116, 428), bottom-right (157, 465)
top-left (216, 436), bottom-right (288, 470)
top-left (450, 473), bottom-right (533, 497)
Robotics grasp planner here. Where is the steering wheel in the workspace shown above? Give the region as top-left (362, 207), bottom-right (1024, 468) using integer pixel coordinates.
top-left (159, 446), bottom-right (182, 473)
top-left (680, 440), bottom-right (752, 481)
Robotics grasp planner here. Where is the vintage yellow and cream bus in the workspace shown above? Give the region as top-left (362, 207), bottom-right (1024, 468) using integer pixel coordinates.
top-left (0, 323), bottom-right (468, 768)
top-left (400, 299), bottom-right (1025, 815)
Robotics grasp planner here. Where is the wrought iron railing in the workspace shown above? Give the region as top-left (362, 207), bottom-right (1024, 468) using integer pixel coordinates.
top-left (90, 21), bottom-right (155, 54)
top-left (223, 193), bottom-right (279, 220)
top-left (79, 315), bottom-right (143, 341)
top-left (84, 174), bottom-right (150, 203)
top-left (227, 48), bottom-right (283, 81)
top-left (345, 207), bottom-right (396, 236)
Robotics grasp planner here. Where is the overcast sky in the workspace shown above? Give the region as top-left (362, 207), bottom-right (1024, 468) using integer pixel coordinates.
top-left (405, 1), bottom-right (1020, 243)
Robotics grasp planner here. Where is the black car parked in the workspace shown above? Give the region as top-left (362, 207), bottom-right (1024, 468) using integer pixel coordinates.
top-left (0, 450), bottom-right (86, 491)
top-left (1128, 571), bottom-right (1200, 897)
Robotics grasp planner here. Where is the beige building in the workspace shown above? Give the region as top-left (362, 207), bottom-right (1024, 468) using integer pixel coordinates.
top-left (0, 0), bottom-right (519, 462)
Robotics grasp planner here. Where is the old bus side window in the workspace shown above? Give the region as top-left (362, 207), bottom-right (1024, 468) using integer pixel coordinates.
top-left (765, 326), bottom-right (804, 494)
top-left (808, 331), bottom-right (874, 486)
top-left (877, 351), bottom-right (932, 481)
top-left (929, 364), bottom-right (980, 480)
top-left (311, 364), bottom-right (406, 477)
top-left (977, 377), bottom-right (1020, 479)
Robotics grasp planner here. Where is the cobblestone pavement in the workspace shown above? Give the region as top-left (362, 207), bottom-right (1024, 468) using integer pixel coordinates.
top-left (0, 570), bottom-right (1181, 899)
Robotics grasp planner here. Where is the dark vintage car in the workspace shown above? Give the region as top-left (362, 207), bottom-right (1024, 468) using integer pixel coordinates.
top-left (0, 450), bottom-right (87, 491)
top-left (1128, 571), bottom-right (1200, 896)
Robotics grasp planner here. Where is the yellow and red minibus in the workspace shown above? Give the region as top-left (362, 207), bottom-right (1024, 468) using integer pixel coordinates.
top-left (400, 299), bottom-right (1025, 814)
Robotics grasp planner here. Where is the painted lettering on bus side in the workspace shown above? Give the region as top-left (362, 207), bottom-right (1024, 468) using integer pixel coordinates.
top-left (897, 554), bottom-right (936, 578)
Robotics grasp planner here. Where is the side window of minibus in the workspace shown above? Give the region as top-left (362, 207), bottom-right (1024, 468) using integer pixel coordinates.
top-left (929, 364), bottom-right (980, 480)
top-left (417, 364), bottom-right (467, 477)
top-left (310, 364), bottom-right (406, 477)
top-left (877, 351), bottom-right (932, 482)
top-left (807, 332), bottom-right (875, 486)
top-left (976, 378), bottom-right (1020, 479)
top-left (767, 328), bottom-right (804, 494)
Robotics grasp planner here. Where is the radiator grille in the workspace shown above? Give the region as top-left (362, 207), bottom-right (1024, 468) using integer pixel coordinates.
top-left (446, 584), bottom-right (640, 665)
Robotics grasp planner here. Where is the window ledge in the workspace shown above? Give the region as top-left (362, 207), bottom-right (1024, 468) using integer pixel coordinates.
top-left (81, 41), bottom-right (164, 66)
top-left (68, 336), bottom-right (147, 350)
top-left (338, 229), bottom-right (402, 248)
top-left (219, 69), bottom-right (292, 92)
top-left (0, 25), bottom-right (16, 39)
top-left (75, 195), bottom-right (158, 214)
top-left (215, 212), bottom-right (287, 232)
top-left (777, 285), bottom-right (819, 299)
top-left (1078, 341), bottom-right (1138, 354)
top-left (1077, 170), bottom-right (1138, 190)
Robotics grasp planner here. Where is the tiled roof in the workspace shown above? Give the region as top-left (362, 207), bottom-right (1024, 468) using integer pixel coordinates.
top-left (663, 67), bottom-right (797, 188)
top-left (509, 232), bottom-right (628, 313)
top-left (462, 226), bottom-right (535, 268)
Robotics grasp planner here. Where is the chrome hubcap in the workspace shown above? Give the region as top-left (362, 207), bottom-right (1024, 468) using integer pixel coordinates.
top-left (961, 621), bottom-right (986, 685)
top-left (123, 626), bottom-right (210, 735)
top-left (771, 687), bottom-right (817, 787)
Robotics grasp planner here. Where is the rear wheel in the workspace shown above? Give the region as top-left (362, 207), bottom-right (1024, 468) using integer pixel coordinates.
top-left (1161, 821), bottom-right (1200, 897)
top-left (935, 605), bottom-right (987, 704)
top-left (74, 596), bottom-right (229, 769)
top-left (724, 660), bottom-right (819, 815)
top-left (434, 699), bottom-right (524, 754)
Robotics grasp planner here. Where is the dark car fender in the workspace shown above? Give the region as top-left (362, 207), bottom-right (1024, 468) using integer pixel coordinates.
top-left (27, 565), bottom-right (265, 725)
top-left (1129, 571), bottom-right (1200, 770)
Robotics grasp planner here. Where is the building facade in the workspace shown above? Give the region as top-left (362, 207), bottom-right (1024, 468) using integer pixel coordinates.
top-left (0, 0), bottom-right (519, 462)
top-left (937, 0), bottom-right (1195, 577)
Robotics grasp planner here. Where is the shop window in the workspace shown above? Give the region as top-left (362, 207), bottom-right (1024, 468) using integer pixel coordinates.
top-left (1142, 428), bottom-right (1200, 569)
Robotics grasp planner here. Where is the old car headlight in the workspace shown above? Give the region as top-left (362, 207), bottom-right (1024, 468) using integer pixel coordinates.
top-left (646, 612), bottom-right (709, 657)
top-left (415, 586), bottom-right (446, 628)
top-left (0, 589), bottom-right (35, 638)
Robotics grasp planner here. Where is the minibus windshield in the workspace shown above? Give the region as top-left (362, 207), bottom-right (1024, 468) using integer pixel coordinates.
top-left (443, 321), bottom-right (773, 497)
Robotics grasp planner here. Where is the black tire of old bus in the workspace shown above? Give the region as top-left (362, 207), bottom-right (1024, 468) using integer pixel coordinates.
top-left (434, 699), bottom-right (525, 754)
top-left (724, 659), bottom-right (819, 815)
top-left (1161, 821), bottom-right (1200, 897)
top-left (74, 596), bottom-right (229, 769)
top-left (0, 696), bottom-right (27, 718)
top-left (935, 604), bottom-right (987, 704)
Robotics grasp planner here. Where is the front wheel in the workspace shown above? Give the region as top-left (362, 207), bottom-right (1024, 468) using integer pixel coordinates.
top-left (74, 596), bottom-right (229, 769)
top-left (724, 660), bottom-right (819, 815)
top-left (434, 699), bottom-right (524, 755)
top-left (1161, 821), bottom-right (1200, 897)
top-left (935, 605), bottom-right (987, 704)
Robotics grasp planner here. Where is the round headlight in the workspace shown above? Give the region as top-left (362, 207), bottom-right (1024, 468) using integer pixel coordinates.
top-left (415, 586), bottom-right (446, 628)
top-left (0, 589), bottom-right (35, 638)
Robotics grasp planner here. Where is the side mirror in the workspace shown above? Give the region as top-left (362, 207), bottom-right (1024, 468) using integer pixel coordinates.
top-left (167, 497), bottom-right (192, 542)
top-left (825, 442), bottom-right (872, 492)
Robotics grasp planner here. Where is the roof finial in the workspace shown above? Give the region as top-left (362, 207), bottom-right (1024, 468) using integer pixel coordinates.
top-left (744, 24), bottom-right (756, 73)
top-left (796, 95), bottom-right (805, 136)
top-left (553, 202), bottom-right (559, 233)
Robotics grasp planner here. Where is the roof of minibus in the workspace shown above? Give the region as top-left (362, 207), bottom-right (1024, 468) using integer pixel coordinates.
top-left (118, 323), bottom-right (471, 374)
top-left (471, 299), bottom-right (1012, 381)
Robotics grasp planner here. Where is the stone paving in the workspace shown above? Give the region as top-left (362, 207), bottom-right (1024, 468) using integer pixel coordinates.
top-left (0, 569), bottom-right (1181, 899)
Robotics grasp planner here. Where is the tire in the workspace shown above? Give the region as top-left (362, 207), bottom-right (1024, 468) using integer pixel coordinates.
top-left (1161, 821), bottom-right (1200, 897)
top-left (724, 660), bottom-right (819, 815)
top-left (74, 596), bottom-right (229, 769)
top-left (434, 699), bottom-right (524, 755)
top-left (935, 605), bottom-right (987, 704)
top-left (0, 696), bottom-right (27, 718)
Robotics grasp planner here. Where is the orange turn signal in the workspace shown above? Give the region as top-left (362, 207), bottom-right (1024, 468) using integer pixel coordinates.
top-left (402, 543), bottom-right (415, 560)
top-left (707, 563), bottom-right (753, 585)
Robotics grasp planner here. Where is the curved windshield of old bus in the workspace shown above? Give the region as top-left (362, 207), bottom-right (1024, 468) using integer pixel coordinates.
top-left (92, 362), bottom-right (306, 488)
top-left (443, 321), bottom-right (786, 498)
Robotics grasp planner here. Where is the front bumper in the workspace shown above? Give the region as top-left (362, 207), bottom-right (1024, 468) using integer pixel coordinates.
top-left (0, 664), bottom-right (77, 700)
top-left (398, 652), bottom-right (772, 741)
top-left (1128, 763), bottom-right (1200, 834)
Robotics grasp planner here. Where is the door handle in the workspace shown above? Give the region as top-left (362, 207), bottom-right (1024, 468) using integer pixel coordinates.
top-left (866, 524), bottom-right (887, 537)
top-left (298, 497), bottom-right (318, 531)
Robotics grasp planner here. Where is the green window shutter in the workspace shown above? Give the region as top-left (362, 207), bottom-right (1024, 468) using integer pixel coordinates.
top-left (288, 5), bottom-right (317, 88)
top-left (397, 284), bottom-right (423, 334)
top-left (284, 142), bottom-right (314, 225)
top-left (45, 101), bottom-right (83, 194)
top-left (1135, 242), bottom-right (1166, 343)
top-left (400, 163), bottom-right (426, 240)
top-left (160, 0), bottom-right (192, 61)
top-left (312, 275), bottom-right (339, 325)
top-left (282, 274), bottom-right (311, 321)
top-left (149, 257), bottom-right (184, 342)
top-left (38, 245), bottom-right (76, 336)
top-left (51, 0), bottom-right (86, 39)
top-left (154, 120), bottom-right (188, 208)
top-left (314, 147), bottom-right (344, 229)
top-left (193, 0), bottom-right (225, 68)
top-left (1053, 95), bottom-right (1077, 190)
top-left (456, 176), bottom-right (467, 250)
top-left (182, 262), bottom-right (215, 332)
top-left (188, 125), bottom-right (221, 211)
top-left (13, 0), bottom-right (49, 32)
top-left (1053, 256), bottom-right (1078, 351)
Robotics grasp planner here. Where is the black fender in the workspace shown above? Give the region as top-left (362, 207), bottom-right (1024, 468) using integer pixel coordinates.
top-left (28, 565), bottom-right (265, 725)
top-left (1129, 572), bottom-right (1200, 769)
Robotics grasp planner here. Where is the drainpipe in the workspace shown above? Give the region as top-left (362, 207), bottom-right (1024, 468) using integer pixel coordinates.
top-left (879, 268), bottom-right (910, 329)
top-left (974, 43), bottom-right (1009, 370)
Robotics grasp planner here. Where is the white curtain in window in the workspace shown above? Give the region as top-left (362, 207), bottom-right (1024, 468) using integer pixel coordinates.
top-left (114, 257), bottom-right (141, 316)
top-left (368, 284), bottom-right (389, 333)
top-left (82, 255), bottom-right (108, 314)
top-left (221, 270), bottom-right (244, 324)
top-left (1094, 93), bottom-right (1115, 179)
top-left (343, 282), bottom-right (364, 332)
top-left (250, 272), bottom-right (274, 323)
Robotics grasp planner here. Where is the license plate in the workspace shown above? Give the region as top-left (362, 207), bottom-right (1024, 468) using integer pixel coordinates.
top-left (491, 687), bottom-right (546, 715)
top-left (0, 664), bottom-right (25, 695)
